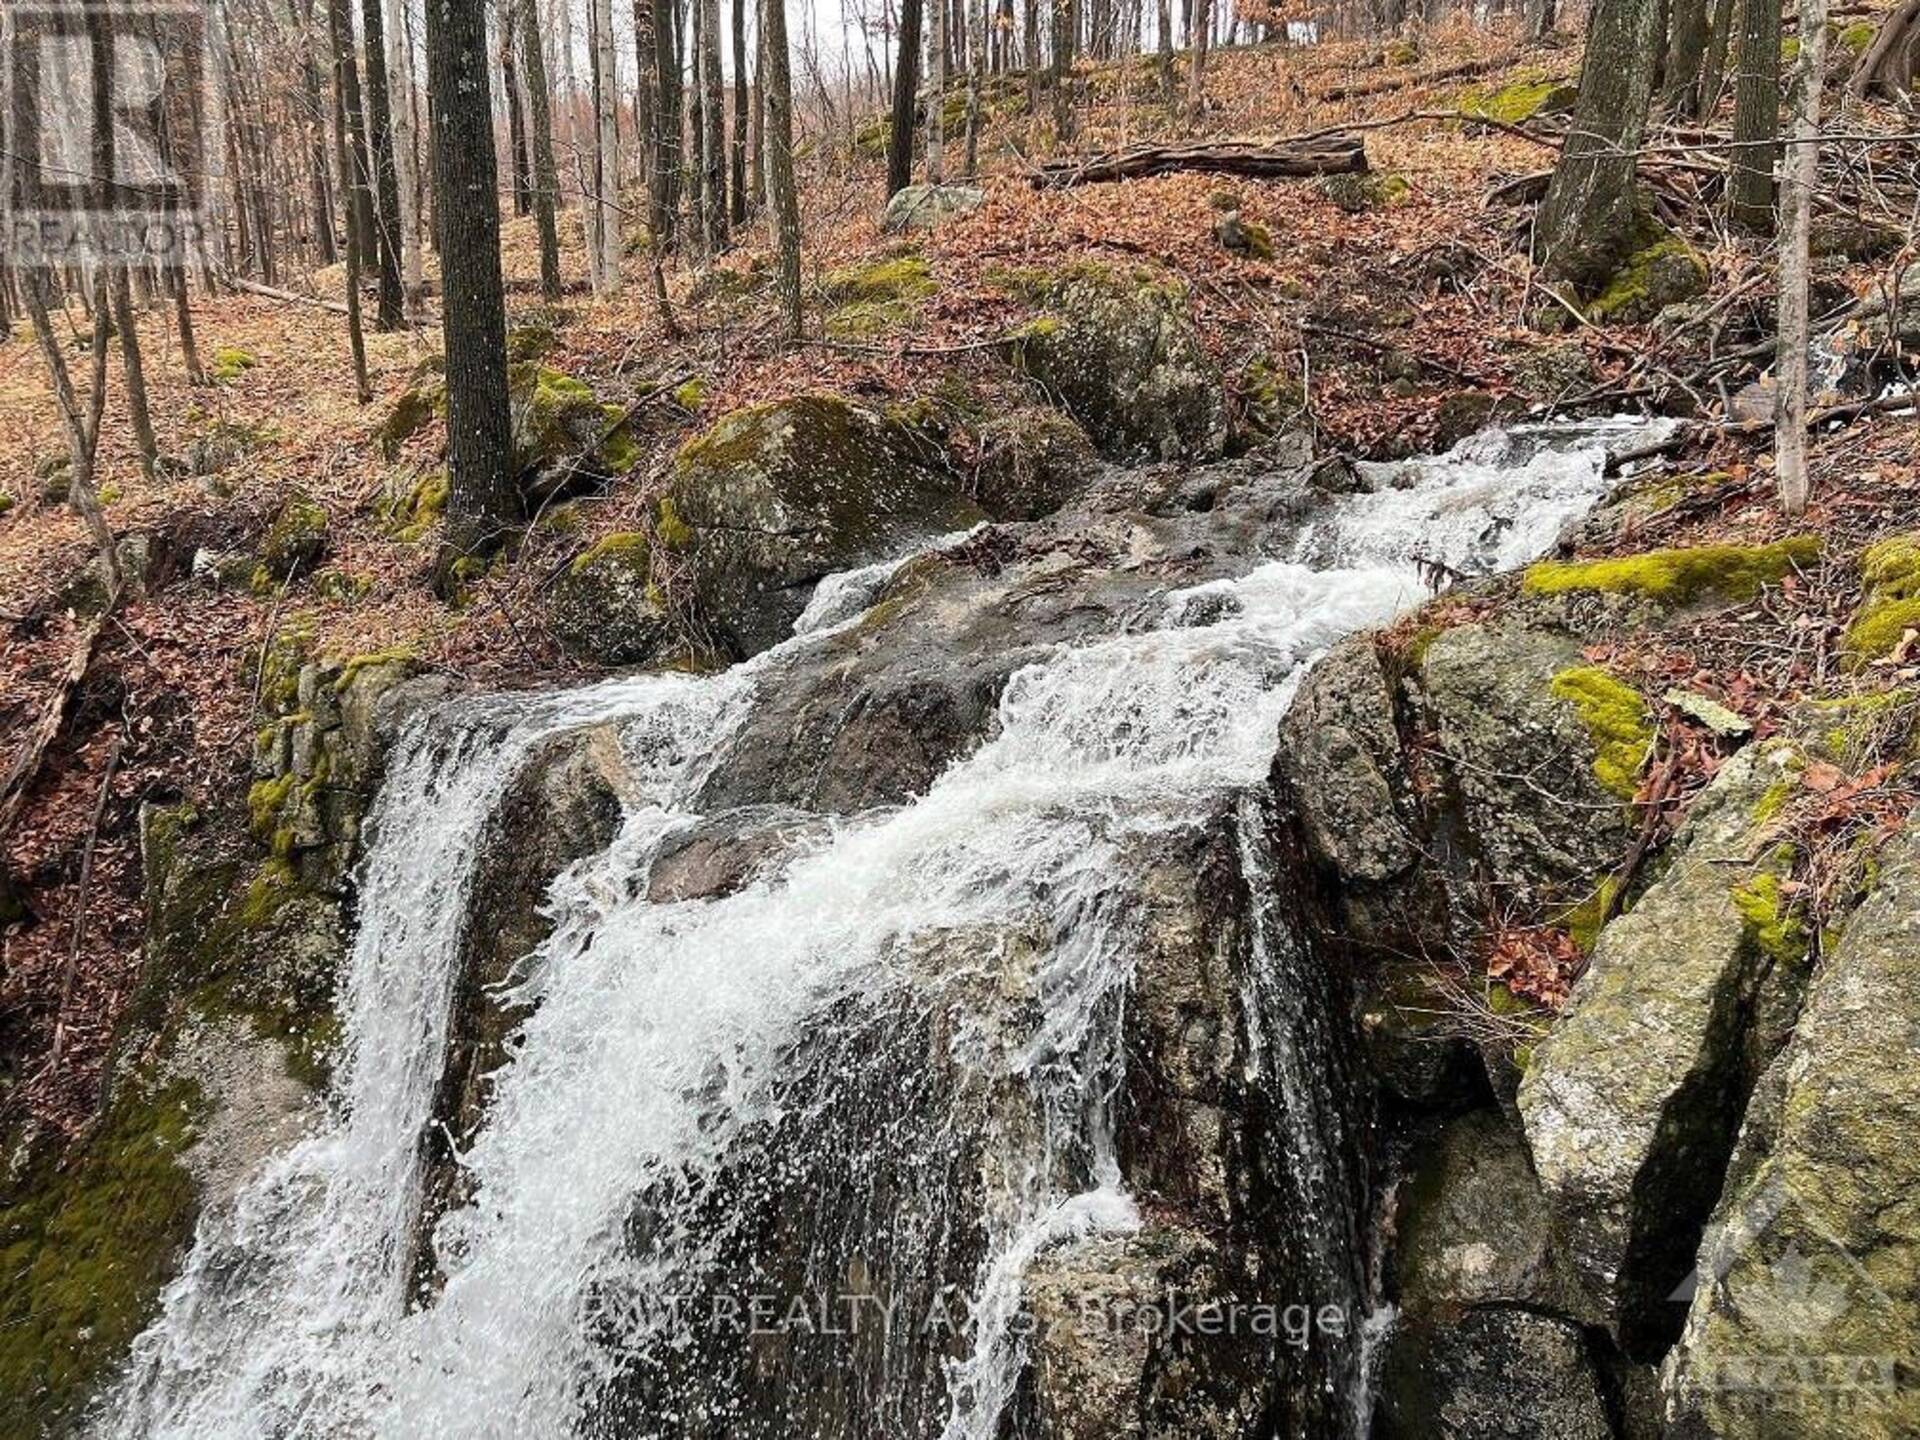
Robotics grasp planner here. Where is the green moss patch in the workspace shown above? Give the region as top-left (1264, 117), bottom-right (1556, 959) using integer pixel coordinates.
top-left (821, 254), bottom-right (935, 338)
top-left (1731, 867), bottom-right (1808, 965)
top-left (1585, 225), bottom-right (1709, 324)
top-left (1459, 73), bottom-right (1577, 124)
top-left (1523, 537), bottom-right (1820, 605)
top-left (0, 1081), bottom-right (206, 1438)
top-left (1551, 666), bottom-right (1655, 800)
top-left (1845, 534), bottom-right (1920, 663)
top-left (209, 346), bottom-right (256, 382)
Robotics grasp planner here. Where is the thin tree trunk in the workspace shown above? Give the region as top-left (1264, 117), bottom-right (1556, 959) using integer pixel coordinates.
top-left (111, 272), bottom-right (159, 482)
top-left (1728, 0), bottom-right (1781, 231)
top-left (424, 0), bottom-right (516, 574)
top-left (332, 10), bottom-right (373, 401)
top-left (749, 28), bottom-right (765, 207)
top-left (965, 0), bottom-right (985, 173)
top-left (329, 0), bottom-right (379, 271)
top-left (701, 0), bottom-right (728, 248)
top-left (299, 0), bottom-right (339, 266)
top-left (360, 0), bottom-right (407, 326)
top-left (929, 0), bottom-right (948, 180)
top-left (504, 33), bottom-right (533, 215)
top-left (1775, 0), bottom-right (1824, 515)
top-left (1186, 0), bottom-right (1209, 123)
top-left (589, 0), bottom-right (624, 290)
top-left (519, 0), bottom-right (565, 299)
top-left (1157, 0), bottom-right (1173, 95)
top-left (651, 0), bottom-right (681, 242)
top-left (384, 0), bottom-right (426, 301)
top-left (1662, 0), bottom-right (1711, 110)
top-left (888, 0), bottom-right (925, 195)
top-left (731, 0), bottom-right (749, 221)
top-left (172, 265), bottom-right (205, 382)
top-left (762, 0), bottom-right (804, 337)
top-left (633, 0), bottom-right (658, 204)
top-left (1699, 0), bottom-right (1737, 111)
top-left (1535, 0), bottom-right (1664, 287)
top-left (23, 273), bottom-right (121, 594)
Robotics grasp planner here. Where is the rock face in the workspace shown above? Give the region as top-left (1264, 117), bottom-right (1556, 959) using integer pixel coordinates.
top-left (971, 407), bottom-right (1101, 520)
top-left (1378, 1307), bottom-right (1616, 1440)
top-left (1519, 748), bottom-right (1811, 1357)
top-left (1418, 620), bottom-right (1640, 909)
top-left (665, 395), bottom-right (988, 658)
top-left (1010, 267), bottom-right (1228, 463)
top-left (1661, 827), bottom-right (1920, 1439)
top-left (548, 532), bottom-right (670, 666)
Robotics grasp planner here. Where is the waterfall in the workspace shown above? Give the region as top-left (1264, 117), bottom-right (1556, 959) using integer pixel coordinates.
top-left (100, 419), bottom-right (1669, 1440)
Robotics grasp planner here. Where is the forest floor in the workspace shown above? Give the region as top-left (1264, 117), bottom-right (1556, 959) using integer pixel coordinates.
top-left (2, 15), bottom-right (1917, 1134)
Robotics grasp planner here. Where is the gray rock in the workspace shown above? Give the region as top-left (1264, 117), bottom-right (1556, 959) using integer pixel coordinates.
top-left (665, 394), bottom-right (987, 658)
top-left (1377, 1307), bottom-right (1615, 1440)
top-left (549, 533), bottom-right (672, 666)
top-left (879, 182), bottom-right (985, 233)
top-left (647, 805), bottom-right (826, 902)
top-left (1418, 621), bottom-right (1636, 910)
top-left (1011, 267), bottom-right (1228, 463)
top-left (1660, 824), bottom-right (1920, 1439)
top-left (1394, 1109), bottom-right (1576, 1314)
top-left (1518, 746), bottom-right (1811, 1356)
top-left (971, 406), bottom-right (1100, 521)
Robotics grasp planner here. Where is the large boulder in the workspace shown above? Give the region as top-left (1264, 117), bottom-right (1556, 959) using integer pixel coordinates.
top-left (1518, 746), bottom-right (1812, 1358)
top-left (880, 182), bottom-right (985, 233)
top-left (1417, 622), bottom-right (1644, 911)
top-left (1377, 1307), bottom-right (1615, 1440)
top-left (970, 406), bottom-right (1100, 521)
top-left (1660, 825), bottom-right (1920, 1439)
top-left (548, 532), bottom-right (671, 666)
top-left (1009, 266), bottom-right (1228, 464)
top-left (663, 395), bottom-right (987, 659)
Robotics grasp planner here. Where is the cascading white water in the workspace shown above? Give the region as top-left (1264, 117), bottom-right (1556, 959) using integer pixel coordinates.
top-left (101, 419), bottom-right (1670, 1440)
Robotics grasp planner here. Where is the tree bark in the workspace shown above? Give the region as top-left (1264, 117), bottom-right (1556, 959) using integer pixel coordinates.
top-left (504, 32), bottom-right (533, 215)
top-left (329, 0), bottom-right (379, 277)
top-left (23, 273), bottom-right (121, 594)
top-left (701, 0), bottom-right (729, 248)
top-left (423, 0), bottom-right (516, 571)
top-left (383, 0), bottom-right (427, 301)
top-left (298, 0), bottom-right (339, 266)
top-left (1728, 0), bottom-right (1781, 232)
top-left (1775, 0), bottom-right (1824, 515)
top-left (1662, 0), bottom-right (1712, 111)
top-left (762, 0), bottom-right (804, 338)
top-left (111, 271), bottom-right (159, 482)
top-left (651, 0), bottom-right (681, 243)
top-left (888, 0), bottom-right (925, 195)
top-left (1848, 0), bottom-right (1920, 99)
top-left (731, 0), bottom-right (750, 220)
top-left (589, 0), bottom-right (624, 290)
top-left (1535, 0), bottom-right (1664, 287)
top-left (1699, 0), bottom-right (1738, 110)
top-left (930, 0), bottom-right (948, 180)
top-left (360, 0), bottom-right (407, 326)
top-left (518, 0), bottom-right (564, 298)
top-left (965, 0), bottom-right (986, 174)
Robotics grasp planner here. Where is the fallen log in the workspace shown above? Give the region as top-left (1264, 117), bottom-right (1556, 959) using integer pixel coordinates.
top-left (1315, 53), bottom-right (1511, 102)
top-left (1849, 0), bottom-right (1920, 100)
top-left (0, 611), bottom-right (107, 848)
top-left (1030, 134), bottom-right (1367, 189)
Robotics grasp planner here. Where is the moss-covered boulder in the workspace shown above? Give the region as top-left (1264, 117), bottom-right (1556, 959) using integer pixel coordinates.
top-left (1418, 622), bottom-right (1642, 909)
top-left (1585, 225), bottom-right (1710, 325)
top-left (665, 395), bottom-right (987, 657)
top-left (1519, 746), bottom-right (1813, 1358)
top-left (1525, 536), bottom-right (1821, 608)
top-left (549, 532), bottom-right (671, 665)
top-left (1660, 825), bottom-right (1920, 1438)
top-left (819, 253), bottom-right (935, 338)
top-left (1007, 265), bottom-right (1228, 463)
top-left (1319, 171), bottom-right (1412, 213)
top-left (1845, 533), bottom-right (1920, 664)
top-left (1459, 73), bottom-right (1579, 123)
top-left (258, 493), bottom-right (330, 583)
top-left (969, 406), bottom-right (1098, 520)
top-left (508, 361), bottom-right (638, 498)
top-left (879, 181), bottom-right (985, 233)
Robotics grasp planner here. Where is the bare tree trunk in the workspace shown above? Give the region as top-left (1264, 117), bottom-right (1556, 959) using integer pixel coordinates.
top-left (298, 0), bottom-right (339, 266)
top-left (383, 0), bottom-right (426, 302)
top-left (1775, 0), bottom-right (1824, 515)
top-left (731, 0), bottom-right (750, 221)
top-left (24, 274), bottom-right (122, 593)
top-left (504, 33), bottom-right (534, 215)
top-left (1728, 0), bottom-right (1780, 232)
top-left (965, 0), bottom-right (985, 173)
top-left (1535, 0), bottom-right (1663, 287)
top-left (1157, 0), bottom-right (1173, 95)
top-left (327, 0), bottom-right (373, 395)
top-left (329, 0), bottom-right (379, 278)
top-left (111, 271), bottom-right (159, 482)
top-left (651, 0), bottom-right (682, 243)
top-left (1525, 0), bottom-right (1557, 38)
top-left (1698, 0), bottom-right (1738, 110)
top-left (749, 27), bottom-right (765, 208)
top-left (360, 0), bottom-right (406, 326)
top-left (589, 0), bottom-right (624, 290)
top-left (1662, 0), bottom-right (1711, 110)
top-left (762, 0), bottom-right (804, 337)
top-left (888, 0), bottom-right (924, 194)
top-left (633, 0), bottom-right (658, 202)
top-left (424, 0), bottom-right (516, 575)
top-left (1024, 0), bottom-right (1039, 114)
top-left (929, 0), bottom-right (948, 179)
top-left (519, 0), bottom-right (565, 298)
top-left (1186, 0), bottom-right (1209, 123)
top-left (171, 265), bottom-right (205, 383)
top-left (701, 0), bottom-right (729, 247)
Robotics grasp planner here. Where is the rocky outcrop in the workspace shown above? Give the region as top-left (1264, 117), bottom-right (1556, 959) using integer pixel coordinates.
top-left (1519, 747), bottom-right (1811, 1357)
top-left (1009, 266), bottom-right (1228, 463)
top-left (1660, 826), bottom-right (1920, 1439)
top-left (880, 182), bottom-right (985, 233)
top-left (1418, 620), bottom-right (1642, 910)
top-left (664, 395), bottom-right (987, 658)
